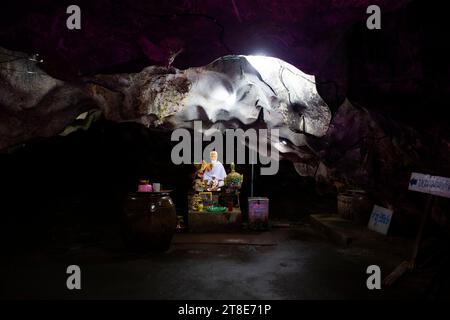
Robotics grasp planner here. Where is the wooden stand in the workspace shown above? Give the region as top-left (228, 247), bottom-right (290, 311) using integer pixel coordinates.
top-left (187, 191), bottom-right (242, 232)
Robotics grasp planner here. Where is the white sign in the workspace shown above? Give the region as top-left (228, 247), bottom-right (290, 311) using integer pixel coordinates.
top-left (408, 172), bottom-right (450, 199)
top-left (368, 205), bottom-right (393, 235)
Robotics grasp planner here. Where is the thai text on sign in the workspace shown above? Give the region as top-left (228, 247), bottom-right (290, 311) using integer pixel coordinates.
top-left (408, 172), bottom-right (450, 199)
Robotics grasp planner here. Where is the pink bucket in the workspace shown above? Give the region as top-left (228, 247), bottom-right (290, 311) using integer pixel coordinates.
top-left (138, 184), bottom-right (153, 192)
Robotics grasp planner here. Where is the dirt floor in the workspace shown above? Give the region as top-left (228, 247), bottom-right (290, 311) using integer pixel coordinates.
top-left (0, 225), bottom-right (426, 300)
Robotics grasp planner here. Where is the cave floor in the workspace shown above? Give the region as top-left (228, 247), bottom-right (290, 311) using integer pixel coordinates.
top-left (0, 225), bottom-right (425, 300)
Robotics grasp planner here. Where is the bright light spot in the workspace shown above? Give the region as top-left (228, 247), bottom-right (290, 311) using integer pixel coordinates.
top-left (245, 55), bottom-right (280, 75)
top-left (281, 140), bottom-right (288, 145)
top-left (211, 87), bottom-right (229, 100)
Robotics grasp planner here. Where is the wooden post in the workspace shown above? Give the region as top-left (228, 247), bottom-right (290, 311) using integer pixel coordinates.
top-left (410, 194), bottom-right (434, 268)
top-left (383, 194), bottom-right (434, 286)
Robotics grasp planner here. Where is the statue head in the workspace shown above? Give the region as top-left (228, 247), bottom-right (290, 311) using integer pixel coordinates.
top-left (210, 150), bottom-right (218, 162)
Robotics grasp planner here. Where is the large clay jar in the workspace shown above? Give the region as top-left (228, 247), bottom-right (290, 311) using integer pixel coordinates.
top-left (122, 192), bottom-right (177, 252)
